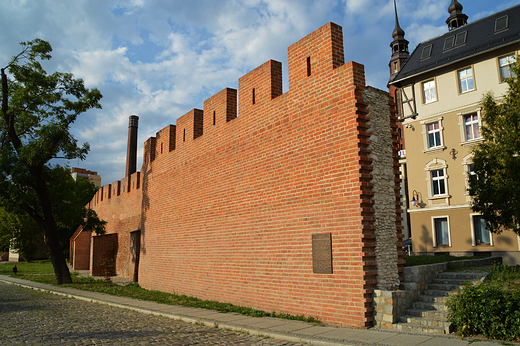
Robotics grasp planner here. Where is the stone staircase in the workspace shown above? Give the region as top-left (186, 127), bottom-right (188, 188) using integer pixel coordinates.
top-left (393, 271), bottom-right (487, 334)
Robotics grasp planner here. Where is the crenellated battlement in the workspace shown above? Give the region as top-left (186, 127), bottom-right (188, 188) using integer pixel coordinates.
top-left (203, 88), bottom-right (237, 132)
top-left (91, 22), bottom-right (349, 209)
top-left (238, 60), bottom-right (283, 118)
top-left (175, 109), bottom-right (204, 149)
top-left (91, 171), bottom-right (141, 208)
top-left (288, 22), bottom-right (344, 89)
top-left (155, 125), bottom-right (176, 159)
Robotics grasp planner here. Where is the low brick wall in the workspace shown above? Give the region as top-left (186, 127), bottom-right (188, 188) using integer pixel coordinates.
top-left (373, 256), bottom-right (502, 329)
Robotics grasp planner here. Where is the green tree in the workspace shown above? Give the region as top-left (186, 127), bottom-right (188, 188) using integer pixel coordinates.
top-left (0, 207), bottom-right (42, 261)
top-left (470, 61), bottom-right (520, 235)
top-left (0, 39), bottom-right (103, 284)
top-left (0, 167), bottom-right (105, 262)
top-left (51, 166), bottom-right (106, 257)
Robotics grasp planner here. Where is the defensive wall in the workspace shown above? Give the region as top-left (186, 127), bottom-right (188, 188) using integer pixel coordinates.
top-left (72, 22), bottom-right (404, 328)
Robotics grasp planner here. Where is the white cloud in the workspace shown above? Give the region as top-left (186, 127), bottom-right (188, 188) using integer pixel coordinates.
top-left (0, 0), bottom-right (506, 184)
top-left (346, 0), bottom-right (366, 13)
top-left (405, 23), bottom-right (446, 45)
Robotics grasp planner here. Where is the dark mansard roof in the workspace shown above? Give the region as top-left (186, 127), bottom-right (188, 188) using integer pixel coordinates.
top-left (390, 4), bottom-right (520, 85)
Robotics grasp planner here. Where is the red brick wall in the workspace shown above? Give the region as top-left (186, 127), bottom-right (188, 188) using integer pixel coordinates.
top-left (89, 172), bottom-right (142, 277)
top-left (70, 226), bottom-right (91, 270)
top-left (87, 22), bottom-right (399, 328)
top-left (136, 22), bottom-right (376, 328)
top-left (91, 233), bottom-right (118, 276)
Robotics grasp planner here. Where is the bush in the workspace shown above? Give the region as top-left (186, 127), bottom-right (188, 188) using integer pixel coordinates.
top-left (447, 266), bottom-right (520, 341)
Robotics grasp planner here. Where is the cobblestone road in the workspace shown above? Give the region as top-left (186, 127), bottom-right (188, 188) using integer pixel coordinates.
top-left (0, 282), bottom-right (305, 346)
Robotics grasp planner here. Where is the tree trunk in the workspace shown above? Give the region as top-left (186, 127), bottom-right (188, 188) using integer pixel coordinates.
top-left (43, 227), bottom-right (73, 285)
top-left (34, 173), bottom-right (72, 285)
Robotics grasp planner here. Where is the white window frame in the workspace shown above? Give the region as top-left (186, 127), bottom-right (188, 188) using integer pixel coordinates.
top-left (458, 66), bottom-right (475, 94)
top-left (458, 108), bottom-right (483, 147)
top-left (427, 122), bottom-right (442, 149)
top-left (422, 79), bottom-right (437, 104)
top-left (464, 113), bottom-right (480, 140)
top-left (431, 169), bottom-right (446, 196)
top-left (462, 153), bottom-right (474, 202)
top-left (421, 117), bottom-right (446, 153)
top-left (426, 158), bottom-right (450, 206)
top-left (432, 216), bottom-right (451, 247)
top-left (498, 54), bottom-right (517, 82)
top-left (470, 213), bottom-right (493, 247)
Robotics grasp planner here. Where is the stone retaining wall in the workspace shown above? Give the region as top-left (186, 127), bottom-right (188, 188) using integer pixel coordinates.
top-left (373, 256), bottom-right (502, 329)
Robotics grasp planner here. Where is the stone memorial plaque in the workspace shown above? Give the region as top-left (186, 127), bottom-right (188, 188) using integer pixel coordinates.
top-left (312, 233), bottom-right (332, 274)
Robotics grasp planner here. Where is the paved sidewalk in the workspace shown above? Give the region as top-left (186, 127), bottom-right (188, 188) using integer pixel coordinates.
top-left (0, 275), bottom-right (515, 346)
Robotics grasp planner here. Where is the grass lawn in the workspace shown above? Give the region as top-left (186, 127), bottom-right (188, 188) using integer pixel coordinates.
top-left (0, 260), bottom-right (55, 275)
top-left (0, 260), bottom-right (321, 324)
top-left (487, 264), bottom-right (520, 290)
top-left (403, 254), bottom-right (489, 267)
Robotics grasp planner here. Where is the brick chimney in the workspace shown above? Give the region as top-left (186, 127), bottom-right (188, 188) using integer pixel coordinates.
top-left (125, 115), bottom-right (139, 177)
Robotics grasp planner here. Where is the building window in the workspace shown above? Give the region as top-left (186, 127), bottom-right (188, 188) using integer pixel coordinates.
top-left (458, 109), bottom-right (483, 146)
top-left (423, 79), bottom-right (437, 104)
top-left (495, 15), bottom-right (508, 33)
top-left (499, 54), bottom-right (517, 81)
top-left (462, 154), bottom-right (475, 201)
top-left (471, 215), bottom-right (492, 246)
top-left (443, 31), bottom-right (467, 51)
top-left (458, 67), bottom-right (475, 93)
top-left (432, 217), bottom-right (451, 247)
top-left (421, 117), bottom-right (446, 153)
top-left (426, 158), bottom-right (449, 205)
top-left (427, 122), bottom-right (442, 149)
top-left (420, 45), bottom-right (432, 60)
top-left (455, 31), bottom-right (467, 46)
top-left (431, 169), bottom-right (446, 196)
top-left (468, 163), bottom-right (474, 175)
top-left (464, 113), bottom-right (480, 140)
top-left (443, 36), bottom-right (455, 51)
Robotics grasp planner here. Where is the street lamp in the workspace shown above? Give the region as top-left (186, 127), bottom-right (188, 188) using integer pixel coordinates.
top-left (411, 190), bottom-right (419, 207)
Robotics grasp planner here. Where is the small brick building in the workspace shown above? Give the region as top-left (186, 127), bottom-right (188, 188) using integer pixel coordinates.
top-left (71, 22), bottom-right (404, 328)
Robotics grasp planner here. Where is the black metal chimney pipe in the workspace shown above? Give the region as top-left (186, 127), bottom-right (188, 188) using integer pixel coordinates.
top-left (126, 115), bottom-right (139, 177)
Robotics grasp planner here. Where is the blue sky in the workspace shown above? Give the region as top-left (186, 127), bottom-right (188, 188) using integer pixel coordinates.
top-left (0, 0), bottom-right (517, 184)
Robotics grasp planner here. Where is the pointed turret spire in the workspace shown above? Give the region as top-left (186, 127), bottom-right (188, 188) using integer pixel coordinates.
top-left (392, 0), bottom-right (405, 40)
top-left (389, 0), bottom-right (409, 80)
top-left (446, 0), bottom-right (468, 31)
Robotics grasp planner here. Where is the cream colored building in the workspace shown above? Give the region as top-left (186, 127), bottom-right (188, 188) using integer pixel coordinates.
top-left (389, 1), bottom-right (520, 264)
top-left (71, 167), bottom-right (102, 188)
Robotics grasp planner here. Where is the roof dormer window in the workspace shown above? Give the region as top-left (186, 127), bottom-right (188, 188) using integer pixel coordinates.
top-left (495, 15), bottom-right (508, 33)
top-left (443, 36), bottom-right (455, 51)
top-left (455, 31), bottom-right (467, 46)
top-left (421, 44), bottom-right (433, 60)
top-left (443, 31), bottom-right (467, 51)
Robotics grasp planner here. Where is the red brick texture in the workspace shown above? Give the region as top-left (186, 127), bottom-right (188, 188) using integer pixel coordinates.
top-left (78, 22), bottom-right (400, 328)
top-left (70, 226), bottom-right (90, 270)
top-left (91, 233), bottom-right (118, 276)
top-left (88, 172), bottom-right (142, 278)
